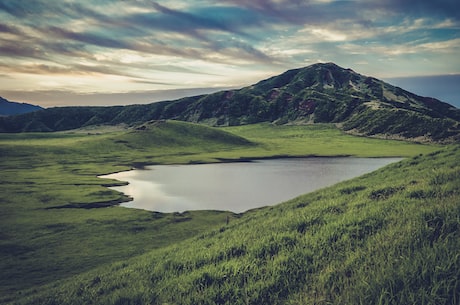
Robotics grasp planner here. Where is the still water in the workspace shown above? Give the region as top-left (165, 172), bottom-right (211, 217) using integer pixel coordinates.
top-left (102, 157), bottom-right (402, 213)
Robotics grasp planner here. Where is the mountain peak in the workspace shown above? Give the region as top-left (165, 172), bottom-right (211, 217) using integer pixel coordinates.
top-left (1, 64), bottom-right (459, 142)
top-left (307, 61), bottom-right (342, 68)
top-left (252, 62), bottom-right (367, 94)
top-left (301, 62), bottom-right (355, 74)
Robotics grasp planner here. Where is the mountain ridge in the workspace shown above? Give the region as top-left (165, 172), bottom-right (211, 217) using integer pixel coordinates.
top-left (0, 96), bottom-right (43, 116)
top-left (1, 63), bottom-right (459, 142)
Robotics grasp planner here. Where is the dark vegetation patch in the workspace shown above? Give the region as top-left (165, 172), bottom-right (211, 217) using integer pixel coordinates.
top-left (424, 213), bottom-right (460, 246)
top-left (369, 186), bottom-right (405, 200)
top-left (295, 202), bottom-right (309, 209)
top-left (254, 235), bottom-right (297, 260)
top-left (150, 212), bottom-right (164, 219)
top-left (339, 185), bottom-right (367, 195)
top-left (295, 216), bottom-right (325, 234)
top-left (0, 244), bottom-right (34, 256)
top-left (216, 245), bottom-right (247, 262)
top-left (171, 216), bottom-right (193, 223)
top-left (44, 223), bottom-right (74, 232)
top-left (45, 199), bottom-right (128, 209)
top-left (325, 205), bottom-right (346, 214)
top-left (408, 189), bottom-right (437, 199)
top-left (130, 226), bottom-right (147, 233)
top-left (348, 217), bottom-right (386, 241)
top-left (430, 169), bottom-right (460, 185)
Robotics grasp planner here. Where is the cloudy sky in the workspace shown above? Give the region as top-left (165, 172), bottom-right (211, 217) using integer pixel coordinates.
top-left (1, 0), bottom-right (459, 107)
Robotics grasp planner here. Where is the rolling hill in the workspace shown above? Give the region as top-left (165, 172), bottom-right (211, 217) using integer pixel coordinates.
top-left (6, 143), bottom-right (459, 305)
top-left (0, 120), bottom-right (439, 300)
top-left (0, 63), bottom-right (459, 142)
top-left (0, 100), bottom-right (458, 303)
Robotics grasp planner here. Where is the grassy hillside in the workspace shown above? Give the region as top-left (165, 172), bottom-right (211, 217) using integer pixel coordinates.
top-left (7, 145), bottom-right (460, 305)
top-left (0, 121), bottom-right (253, 297)
top-left (222, 123), bottom-right (436, 158)
top-left (0, 121), bottom-right (449, 304)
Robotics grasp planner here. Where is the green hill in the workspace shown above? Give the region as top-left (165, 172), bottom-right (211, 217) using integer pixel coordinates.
top-left (7, 144), bottom-right (459, 305)
top-left (0, 121), bottom-right (256, 297)
top-left (1, 63), bottom-right (459, 142)
top-left (0, 121), bottom-right (441, 302)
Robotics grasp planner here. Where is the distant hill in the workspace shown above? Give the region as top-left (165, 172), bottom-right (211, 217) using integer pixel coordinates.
top-left (1, 63), bottom-right (459, 142)
top-left (0, 96), bottom-right (43, 116)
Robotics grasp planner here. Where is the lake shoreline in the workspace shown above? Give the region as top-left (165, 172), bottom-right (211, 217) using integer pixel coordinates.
top-left (102, 156), bottom-right (403, 214)
top-left (98, 154), bottom-right (406, 210)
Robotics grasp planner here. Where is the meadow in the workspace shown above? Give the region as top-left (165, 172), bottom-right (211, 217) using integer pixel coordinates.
top-left (1, 121), bottom-right (456, 304)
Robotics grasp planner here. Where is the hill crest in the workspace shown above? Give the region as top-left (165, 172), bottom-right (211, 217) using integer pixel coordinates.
top-left (0, 96), bottom-right (43, 116)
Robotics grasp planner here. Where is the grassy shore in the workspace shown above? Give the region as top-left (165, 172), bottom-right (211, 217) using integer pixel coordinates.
top-left (1, 121), bottom-right (453, 304)
top-left (12, 145), bottom-right (458, 305)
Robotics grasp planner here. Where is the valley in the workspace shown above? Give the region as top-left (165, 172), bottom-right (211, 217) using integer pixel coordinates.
top-left (0, 121), bottom-right (458, 304)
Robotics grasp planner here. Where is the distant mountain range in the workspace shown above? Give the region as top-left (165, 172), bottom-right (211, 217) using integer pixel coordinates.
top-left (0, 96), bottom-right (43, 116)
top-left (1, 63), bottom-right (459, 142)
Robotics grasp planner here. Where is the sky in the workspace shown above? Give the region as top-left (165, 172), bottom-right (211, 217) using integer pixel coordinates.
top-left (0, 0), bottom-right (459, 108)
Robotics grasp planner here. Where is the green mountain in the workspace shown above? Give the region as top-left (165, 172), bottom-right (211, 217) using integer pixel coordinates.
top-left (1, 63), bottom-right (459, 142)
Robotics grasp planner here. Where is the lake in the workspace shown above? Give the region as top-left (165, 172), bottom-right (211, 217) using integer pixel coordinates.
top-left (101, 157), bottom-right (402, 213)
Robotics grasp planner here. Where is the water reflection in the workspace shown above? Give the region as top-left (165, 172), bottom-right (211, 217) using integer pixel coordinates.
top-left (102, 157), bottom-right (402, 213)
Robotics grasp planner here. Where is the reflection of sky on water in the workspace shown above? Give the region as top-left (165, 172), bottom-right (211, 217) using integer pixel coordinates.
top-left (102, 158), bottom-right (402, 213)
top-left (109, 179), bottom-right (197, 212)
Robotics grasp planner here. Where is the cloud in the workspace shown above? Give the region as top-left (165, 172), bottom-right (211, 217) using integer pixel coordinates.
top-left (0, 23), bottom-right (23, 35)
top-left (0, 39), bottom-right (44, 59)
top-left (0, 0), bottom-right (459, 106)
top-left (0, 1), bottom-right (46, 18)
top-left (0, 61), bottom-right (141, 78)
top-left (310, 28), bottom-right (347, 42)
top-left (43, 26), bottom-right (130, 50)
top-left (340, 38), bottom-right (460, 57)
top-left (1, 87), bottom-right (234, 107)
top-left (377, 0), bottom-right (460, 21)
top-left (150, 2), bottom-right (243, 35)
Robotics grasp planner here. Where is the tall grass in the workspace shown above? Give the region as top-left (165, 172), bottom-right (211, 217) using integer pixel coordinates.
top-left (0, 121), bottom-right (449, 304)
top-left (7, 145), bottom-right (459, 305)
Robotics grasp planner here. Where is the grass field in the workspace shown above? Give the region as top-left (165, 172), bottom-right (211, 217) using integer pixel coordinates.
top-left (1, 121), bottom-right (456, 304)
top-left (222, 123), bottom-right (436, 158)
